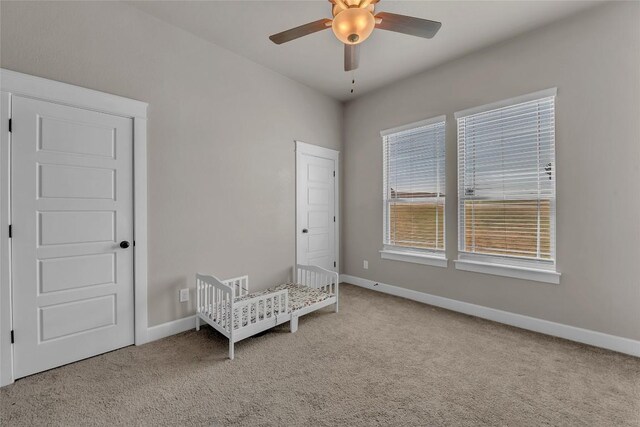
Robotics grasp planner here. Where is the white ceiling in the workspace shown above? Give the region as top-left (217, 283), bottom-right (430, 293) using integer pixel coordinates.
top-left (129, 0), bottom-right (601, 101)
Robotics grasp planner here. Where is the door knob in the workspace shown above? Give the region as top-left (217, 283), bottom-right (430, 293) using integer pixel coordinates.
top-left (120, 241), bottom-right (130, 249)
top-left (302, 229), bottom-right (308, 233)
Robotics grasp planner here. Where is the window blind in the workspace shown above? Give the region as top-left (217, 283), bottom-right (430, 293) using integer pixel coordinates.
top-left (383, 117), bottom-right (446, 255)
top-left (457, 93), bottom-right (556, 267)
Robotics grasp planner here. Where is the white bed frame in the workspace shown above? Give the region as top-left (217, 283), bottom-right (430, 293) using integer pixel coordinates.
top-left (195, 264), bottom-right (339, 359)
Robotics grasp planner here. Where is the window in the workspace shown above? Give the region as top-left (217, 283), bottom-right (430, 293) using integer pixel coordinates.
top-left (455, 89), bottom-right (560, 283)
top-left (381, 116), bottom-right (446, 267)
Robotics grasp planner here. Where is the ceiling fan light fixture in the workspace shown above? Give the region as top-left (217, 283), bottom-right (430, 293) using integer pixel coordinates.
top-left (268, 0), bottom-right (443, 73)
top-left (331, 7), bottom-right (375, 45)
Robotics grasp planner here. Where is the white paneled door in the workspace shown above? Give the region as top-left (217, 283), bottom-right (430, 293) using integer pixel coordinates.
top-left (11, 96), bottom-right (134, 379)
top-left (296, 143), bottom-right (338, 272)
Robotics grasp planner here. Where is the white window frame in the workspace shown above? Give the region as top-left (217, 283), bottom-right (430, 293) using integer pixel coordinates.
top-left (380, 115), bottom-right (447, 268)
top-left (454, 88), bottom-right (560, 284)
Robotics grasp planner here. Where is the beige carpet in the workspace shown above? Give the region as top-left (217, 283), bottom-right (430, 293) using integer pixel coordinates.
top-left (1, 284), bottom-right (639, 426)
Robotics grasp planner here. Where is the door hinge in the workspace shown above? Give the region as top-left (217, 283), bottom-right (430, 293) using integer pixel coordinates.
top-left (8, 225), bottom-right (12, 238)
top-left (333, 216), bottom-right (335, 222)
top-left (333, 171), bottom-right (335, 177)
top-left (334, 261), bottom-right (336, 268)
top-left (8, 118), bottom-right (11, 133)
top-left (10, 330), bottom-right (14, 344)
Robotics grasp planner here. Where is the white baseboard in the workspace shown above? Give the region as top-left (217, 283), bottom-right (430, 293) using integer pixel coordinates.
top-left (146, 315), bottom-right (196, 343)
top-left (340, 274), bottom-right (640, 357)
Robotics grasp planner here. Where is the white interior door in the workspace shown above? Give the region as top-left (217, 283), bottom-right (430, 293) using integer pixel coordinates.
top-left (11, 95), bottom-right (134, 379)
top-left (296, 143), bottom-right (337, 272)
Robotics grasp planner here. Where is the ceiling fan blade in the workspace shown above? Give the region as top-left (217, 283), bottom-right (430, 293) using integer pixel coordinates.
top-left (269, 19), bottom-right (332, 45)
top-left (344, 44), bottom-right (360, 72)
top-left (375, 12), bottom-right (441, 39)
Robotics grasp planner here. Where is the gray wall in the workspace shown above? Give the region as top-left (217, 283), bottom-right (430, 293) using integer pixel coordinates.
top-left (1, 1), bottom-right (638, 341)
top-left (342, 2), bottom-right (640, 341)
top-left (0, 1), bottom-right (342, 326)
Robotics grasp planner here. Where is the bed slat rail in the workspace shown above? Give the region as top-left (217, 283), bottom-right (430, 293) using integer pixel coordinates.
top-left (196, 273), bottom-right (234, 335)
top-left (222, 275), bottom-right (249, 298)
top-left (295, 264), bottom-right (339, 297)
top-left (233, 290), bottom-right (288, 330)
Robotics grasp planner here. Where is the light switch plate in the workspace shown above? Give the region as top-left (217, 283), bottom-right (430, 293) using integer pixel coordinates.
top-left (179, 288), bottom-right (189, 302)
top-left (363, 260), bottom-right (368, 269)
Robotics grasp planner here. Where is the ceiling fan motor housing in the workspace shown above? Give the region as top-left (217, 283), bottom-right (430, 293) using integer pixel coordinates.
top-left (331, 0), bottom-right (376, 18)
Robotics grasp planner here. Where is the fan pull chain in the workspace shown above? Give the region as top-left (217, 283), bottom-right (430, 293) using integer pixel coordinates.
top-left (350, 71), bottom-right (356, 94)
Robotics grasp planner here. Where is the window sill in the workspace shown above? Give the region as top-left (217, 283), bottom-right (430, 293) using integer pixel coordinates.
top-left (454, 259), bottom-right (560, 284)
top-left (380, 250), bottom-right (448, 268)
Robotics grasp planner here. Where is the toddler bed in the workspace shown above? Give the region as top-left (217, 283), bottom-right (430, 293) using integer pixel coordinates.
top-left (195, 264), bottom-right (339, 359)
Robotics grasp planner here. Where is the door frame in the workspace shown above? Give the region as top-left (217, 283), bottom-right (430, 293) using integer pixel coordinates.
top-left (0, 69), bottom-right (149, 386)
top-left (295, 140), bottom-right (340, 273)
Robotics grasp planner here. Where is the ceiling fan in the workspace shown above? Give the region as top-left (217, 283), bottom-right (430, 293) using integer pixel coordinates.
top-left (269, 0), bottom-right (442, 72)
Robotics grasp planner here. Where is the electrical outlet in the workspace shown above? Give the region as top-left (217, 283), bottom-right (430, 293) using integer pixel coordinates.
top-left (363, 260), bottom-right (368, 269)
top-left (179, 288), bottom-right (189, 303)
